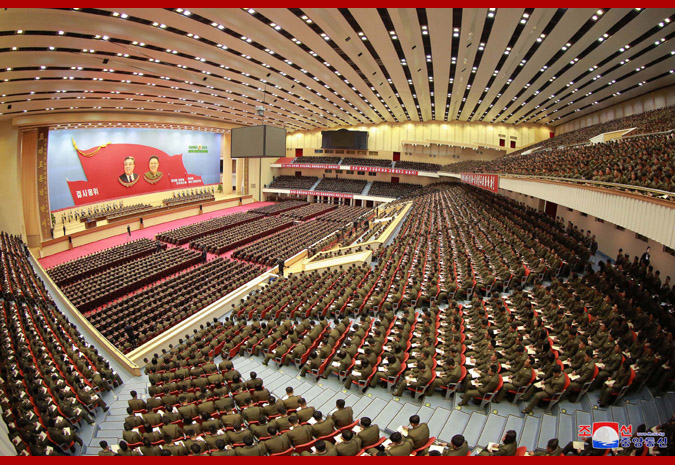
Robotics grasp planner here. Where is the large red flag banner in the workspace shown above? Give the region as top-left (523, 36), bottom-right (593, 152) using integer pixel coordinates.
top-left (67, 139), bottom-right (204, 206)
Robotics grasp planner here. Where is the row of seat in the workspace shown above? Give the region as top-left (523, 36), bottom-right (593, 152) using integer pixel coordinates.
top-left (189, 217), bottom-right (295, 255)
top-left (47, 239), bottom-right (157, 286)
top-left (86, 257), bottom-right (264, 353)
top-left (156, 212), bottom-right (263, 245)
top-left (0, 232), bottom-right (120, 456)
top-left (60, 247), bottom-right (203, 312)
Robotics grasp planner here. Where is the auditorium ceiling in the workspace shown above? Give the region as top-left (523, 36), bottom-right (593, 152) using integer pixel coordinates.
top-left (1, 8), bottom-right (674, 131)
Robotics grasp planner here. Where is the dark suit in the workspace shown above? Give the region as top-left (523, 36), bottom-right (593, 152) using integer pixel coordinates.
top-left (119, 173), bottom-right (139, 183)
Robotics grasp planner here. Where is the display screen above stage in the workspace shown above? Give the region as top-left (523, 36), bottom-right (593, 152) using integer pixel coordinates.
top-left (47, 128), bottom-right (221, 210)
top-left (321, 129), bottom-right (368, 150)
top-left (230, 124), bottom-right (287, 158)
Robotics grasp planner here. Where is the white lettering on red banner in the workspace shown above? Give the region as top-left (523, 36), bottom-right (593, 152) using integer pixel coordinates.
top-left (281, 164), bottom-right (341, 170)
top-left (280, 163), bottom-right (418, 176)
top-left (289, 189), bottom-right (354, 199)
top-left (460, 173), bottom-right (500, 193)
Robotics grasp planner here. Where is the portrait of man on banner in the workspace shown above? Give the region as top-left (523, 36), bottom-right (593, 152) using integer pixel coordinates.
top-left (143, 155), bottom-right (164, 184)
top-left (118, 156), bottom-right (139, 187)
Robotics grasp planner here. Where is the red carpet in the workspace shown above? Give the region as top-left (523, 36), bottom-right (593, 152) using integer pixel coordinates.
top-left (39, 201), bottom-right (274, 269)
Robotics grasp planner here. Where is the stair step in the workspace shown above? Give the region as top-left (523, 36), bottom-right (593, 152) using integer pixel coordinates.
top-left (662, 392), bottom-right (675, 414)
top-left (575, 410), bottom-right (592, 441)
top-left (310, 388), bottom-right (340, 413)
top-left (438, 409), bottom-right (471, 443)
top-left (427, 407), bottom-right (454, 438)
top-left (351, 396), bottom-right (375, 418)
top-left (385, 402), bottom-right (421, 433)
top-left (625, 402), bottom-right (645, 430)
top-left (463, 412), bottom-right (488, 448)
top-left (416, 405), bottom-right (435, 424)
top-left (503, 415), bottom-right (525, 441)
top-left (373, 399), bottom-right (405, 430)
top-left (301, 385), bottom-right (329, 405)
top-left (358, 398), bottom-right (389, 425)
top-left (652, 396), bottom-right (669, 425)
top-left (518, 414), bottom-right (541, 451)
top-left (610, 405), bottom-right (628, 427)
top-left (592, 406), bottom-right (611, 423)
top-left (476, 414), bottom-right (507, 448)
top-left (557, 413), bottom-right (574, 450)
top-left (537, 414), bottom-right (558, 450)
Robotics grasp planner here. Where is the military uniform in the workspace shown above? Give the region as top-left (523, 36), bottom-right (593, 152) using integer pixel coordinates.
top-left (331, 407), bottom-right (353, 428)
top-left (336, 436), bottom-right (362, 456)
top-left (521, 373), bottom-right (566, 413)
top-left (311, 418), bottom-right (335, 438)
top-left (459, 372), bottom-right (500, 406)
top-left (406, 423), bottom-right (430, 450)
top-left (369, 359), bottom-right (401, 388)
top-left (263, 433), bottom-right (291, 454)
top-left (496, 366), bottom-right (533, 402)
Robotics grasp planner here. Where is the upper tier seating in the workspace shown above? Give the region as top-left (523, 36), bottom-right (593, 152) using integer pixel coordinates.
top-left (394, 161), bottom-right (442, 172)
top-left (340, 157), bottom-right (393, 168)
top-left (292, 156), bottom-right (342, 165)
top-left (448, 132), bottom-right (675, 193)
top-left (314, 178), bottom-right (367, 195)
top-left (267, 176), bottom-right (319, 190)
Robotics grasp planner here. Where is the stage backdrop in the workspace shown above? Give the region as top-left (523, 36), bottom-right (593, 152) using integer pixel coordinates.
top-left (47, 128), bottom-right (221, 211)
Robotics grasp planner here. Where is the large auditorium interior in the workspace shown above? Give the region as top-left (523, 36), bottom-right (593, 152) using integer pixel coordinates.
top-left (1, 7), bottom-right (675, 457)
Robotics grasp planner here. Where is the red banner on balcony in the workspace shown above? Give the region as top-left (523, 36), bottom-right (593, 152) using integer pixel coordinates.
top-left (279, 163), bottom-right (419, 176)
top-left (289, 190), bottom-right (354, 199)
top-left (460, 173), bottom-right (499, 193)
top-left (280, 163), bottom-right (341, 170)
